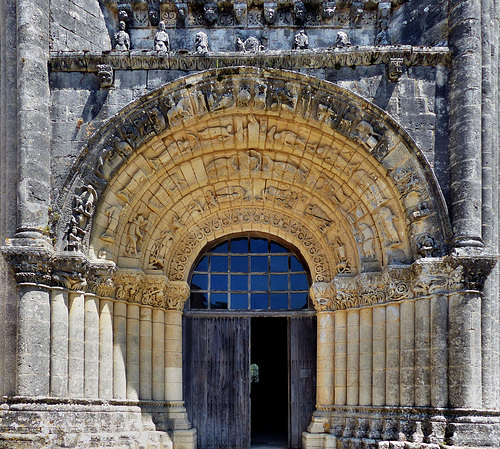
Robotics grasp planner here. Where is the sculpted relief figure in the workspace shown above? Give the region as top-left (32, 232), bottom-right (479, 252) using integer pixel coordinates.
top-left (195, 31), bottom-right (209, 55)
top-left (294, 30), bottom-right (309, 50)
top-left (204, 3), bottom-right (218, 26)
top-left (234, 3), bottom-right (247, 24)
top-left (154, 21), bottom-right (170, 51)
top-left (114, 21), bottom-right (130, 50)
top-left (125, 215), bottom-right (146, 255)
top-left (294, 1), bottom-right (305, 24)
top-left (336, 31), bottom-right (351, 48)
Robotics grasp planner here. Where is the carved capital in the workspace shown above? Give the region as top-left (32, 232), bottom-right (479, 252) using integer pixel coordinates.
top-left (1, 246), bottom-right (53, 286)
top-left (51, 252), bottom-right (89, 290)
top-left (446, 250), bottom-right (498, 292)
top-left (383, 266), bottom-right (412, 301)
top-left (87, 260), bottom-right (116, 297)
top-left (142, 275), bottom-right (167, 308)
top-left (115, 271), bottom-right (143, 303)
top-left (411, 258), bottom-right (448, 297)
top-left (165, 280), bottom-right (190, 311)
top-left (310, 282), bottom-right (336, 311)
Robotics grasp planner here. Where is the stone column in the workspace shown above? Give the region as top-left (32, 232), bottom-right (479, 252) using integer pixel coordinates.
top-left (88, 261), bottom-right (116, 400)
top-left (113, 301), bottom-right (127, 399)
top-left (163, 280), bottom-right (196, 446)
top-left (140, 306), bottom-right (153, 400)
top-left (50, 287), bottom-right (68, 397)
top-left (152, 308), bottom-right (165, 401)
top-left (334, 310), bottom-right (347, 405)
top-left (14, 0), bottom-right (51, 244)
top-left (448, 0), bottom-right (484, 248)
top-left (372, 306), bottom-right (386, 406)
top-left (346, 309), bottom-right (360, 406)
top-left (414, 298), bottom-right (430, 406)
top-left (385, 303), bottom-right (400, 406)
top-left (84, 293), bottom-right (99, 398)
top-left (447, 254), bottom-right (496, 408)
top-left (1, 248), bottom-right (52, 396)
top-left (359, 308), bottom-right (373, 405)
top-left (127, 303), bottom-right (140, 400)
top-left (399, 300), bottom-right (415, 406)
top-left (310, 282), bottom-right (336, 408)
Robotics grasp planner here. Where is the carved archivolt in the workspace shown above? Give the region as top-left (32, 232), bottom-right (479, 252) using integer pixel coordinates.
top-left (57, 67), bottom-right (450, 282)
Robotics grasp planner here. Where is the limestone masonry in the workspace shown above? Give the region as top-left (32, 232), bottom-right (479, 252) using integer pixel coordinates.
top-left (1, 0), bottom-right (500, 448)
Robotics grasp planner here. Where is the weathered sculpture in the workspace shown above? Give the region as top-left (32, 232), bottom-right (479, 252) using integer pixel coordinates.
top-left (335, 31), bottom-right (351, 48)
top-left (204, 3), bottom-right (218, 26)
top-left (294, 29), bottom-right (309, 49)
top-left (263, 2), bottom-right (277, 24)
top-left (114, 21), bottom-right (130, 50)
top-left (195, 31), bottom-right (209, 55)
top-left (154, 21), bottom-right (170, 51)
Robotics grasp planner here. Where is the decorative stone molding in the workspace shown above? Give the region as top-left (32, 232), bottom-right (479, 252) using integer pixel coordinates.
top-left (310, 282), bottom-right (336, 311)
top-left (49, 46), bottom-right (450, 73)
top-left (51, 252), bottom-right (89, 290)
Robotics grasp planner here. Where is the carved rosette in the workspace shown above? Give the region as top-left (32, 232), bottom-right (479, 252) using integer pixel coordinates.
top-left (1, 246), bottom-right (53, 286)
top-left (165, 280), bottom-right (190, 311)
top-left (310, 282), bottom-right (336, 311)
top-left (87, 260), bottom-right (116, 297)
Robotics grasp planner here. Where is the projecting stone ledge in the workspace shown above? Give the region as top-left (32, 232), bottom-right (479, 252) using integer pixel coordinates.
top-left (49, 45), bottom-right (450, 72)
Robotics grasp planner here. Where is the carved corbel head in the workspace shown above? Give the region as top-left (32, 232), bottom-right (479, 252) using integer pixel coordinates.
top-left (294, 1), bottom-right (305, 24)
top-left (322, 1), bottom-right (336, 18)
top-left (175, 2), bottom-right (188, 25)
top-left (263, 2), bottom-right (277, 24)
top-left (149, 8), bottom-right (160, 26)
top-left (234, 2), bottom-right (247, 24)
top-left (97, 64), bottom-right (114, 88)
top-left (204, 2), bottom-right (218, 26)
top-left (387, 57), bottom-right (404, 82)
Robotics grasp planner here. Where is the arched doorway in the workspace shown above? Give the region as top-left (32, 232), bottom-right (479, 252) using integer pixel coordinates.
top-left (183, 235), bottom-right (316, 449)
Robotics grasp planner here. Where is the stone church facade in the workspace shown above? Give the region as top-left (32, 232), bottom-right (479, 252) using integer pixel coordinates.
top-left (1, 0), bottom-right (500, 447)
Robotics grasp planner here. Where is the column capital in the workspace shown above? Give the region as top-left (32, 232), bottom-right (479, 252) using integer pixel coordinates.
top-left (165, 280), bottom-right (190, 311)
top-left (87, 260), bottom-right (116, 297)
top-left (1, 245), bottom-right (53, 286)
top-left (309, 281), bottom-right (336, 312)
top-left (445, 249), bottom-right (498, 293)
top-left (51, 252), bottom-right (89, 291)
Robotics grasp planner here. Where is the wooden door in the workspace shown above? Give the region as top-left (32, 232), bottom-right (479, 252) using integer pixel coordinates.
top-left (184, 316), bottom-right (251, 449)
top-left (289, 317), bottom-right (317, 448)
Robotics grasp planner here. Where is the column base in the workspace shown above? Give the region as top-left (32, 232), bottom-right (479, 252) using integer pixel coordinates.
top-left (0, 397), bottom-right (196, 449)
top-left (302, 407), bottom-right (500, 449)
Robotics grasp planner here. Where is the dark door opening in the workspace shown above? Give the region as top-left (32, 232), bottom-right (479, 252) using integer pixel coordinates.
top-left (251, 317), bottom-right (288, 448)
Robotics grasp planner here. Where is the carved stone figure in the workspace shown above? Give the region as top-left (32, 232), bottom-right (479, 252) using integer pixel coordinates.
top-left (175, 2), bottom-right (187, 25)
top-left (351, 1), bottom-right (364, 27)
top-left (263, 2), bottom-right (277, 24)
top-left (294, 30), bottom-right (309, 50)
top-left (154, 21), bottom-right (170, 51)
top-left (204, 3), bottom-right (218, 26)
top-left (387, 57), bottom-right (404, 81)
top-left (322, 2), bottom-right (336, 18)
top-left (97, 64), bottom-right (113, 88)
top-left (294, 1), bottom-right (305, 24)
top-left (114, 21), bottom-right (130, 51)
top-left (237, 36), bottom-right (260, 53)
top-left (234, 3), bottom-right (247, 24)
top-left (67, 216), bottom-right (83, 252)
top-left (336, 31), bottom-right (351, 48)
top-left (149, 8), bottom-right (160, 27)
top-left (375, 23), bottom-right (391, 46)
top-left (125, 215), bottom-right (146, 255)
top-left (74, 185), bottom-right (97, 216)
top-left (195, 31), bottom-right (209, 55)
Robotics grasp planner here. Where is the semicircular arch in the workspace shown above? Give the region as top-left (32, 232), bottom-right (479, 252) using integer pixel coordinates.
top-left (56, 67), bottom-right (451, 282)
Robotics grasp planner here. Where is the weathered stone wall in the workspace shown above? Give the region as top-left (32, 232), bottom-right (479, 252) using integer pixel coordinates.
top-left (50, 0), bottom-right (111, 51)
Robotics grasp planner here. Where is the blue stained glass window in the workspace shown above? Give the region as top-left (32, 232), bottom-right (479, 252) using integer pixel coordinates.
top-left (189, 236), bottom-right (310, 310)
top-left (211, 255), bottom-right (228, 272)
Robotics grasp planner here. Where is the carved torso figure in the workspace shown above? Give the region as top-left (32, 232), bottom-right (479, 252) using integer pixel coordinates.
top-left (294, 30), bottom-right (309, 50)
top-left (195, 31), bottom-right (209, 54)
top-left (114, 21), bottom-right (130, 51)
top-left (154, 21), bottom-right (170, 51)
